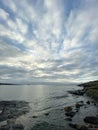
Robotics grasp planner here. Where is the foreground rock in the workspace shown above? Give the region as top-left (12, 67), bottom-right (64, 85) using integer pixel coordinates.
top-left (84, 116), bottom-right (98, 125)
top-left (0, 101), bottom-right (30, 122)
top-left (0, 123), bottom-right (24, 130)
top-left (69, 123), bottom-right (88, 130)
top-left (0, 101), bottom-right (30, 129)
top-left (31, 122), bottom-right (65, 130)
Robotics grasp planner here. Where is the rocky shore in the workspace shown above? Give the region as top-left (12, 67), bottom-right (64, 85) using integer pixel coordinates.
top-left (0, 81), bottom-right (98, 130)
top-left (79, 80), bottom-right (98, 102)
top-left (66, 80), bottom-right (98, 130)
top-left (0, 101), bottom-right (30, 130)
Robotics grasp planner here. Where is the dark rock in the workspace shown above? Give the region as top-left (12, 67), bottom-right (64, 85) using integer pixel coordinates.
top-left (69, 123), bottom-right (88, 130)
top-left (78, 126), bottom-right (88, 130)
top-left (0, 128), bottom-right (8, 130)
top-left (68, 89), bottom-right (85, 96)
top-left (31, 122), bottom-right (65, 130)
top-left (78, 80), bottom-right (98, 102)
top-left (84, 116), bottom-right (98, 125)
top-left (65, 111), bottom-right (76, 118)
top-left (44, 113), bottom-right (49, 116)
top-left (75, 102), bottom-right (83, 109)
top-left (65, 117), bottom-right (72, 121)
top-left (69, 123), bottom-right (77, 129)
top-left (32, 116), bottom-right (37, 118)
top-left (13, 124), bottom-right (24, 130)
top-left (86, 101), bottom-right (90, 104)
top-left (0, 101), bottom-right (30, 122)
top-left (0, 124), bottom-right (24, 130)
top-left (64, 106), bottom-right (72, 112)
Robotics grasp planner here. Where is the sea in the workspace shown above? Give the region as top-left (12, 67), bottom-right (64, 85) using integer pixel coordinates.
top-left (0, 84), bottom-right (97, 130)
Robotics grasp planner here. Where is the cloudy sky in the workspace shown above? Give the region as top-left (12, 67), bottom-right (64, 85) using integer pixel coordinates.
top-left (0, 0), bottom-right (98, 84)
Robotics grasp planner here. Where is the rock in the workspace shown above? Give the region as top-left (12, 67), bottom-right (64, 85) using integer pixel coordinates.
top-left (78, 126), bottom-right (88, 130)
top-left (0, 101), bottom-right (30, 122)
top-left (0, 127), bottom-right (8, 130)
top-left (68, 89), bottom-right (85, 96)
top-left (31, 122), bottom-right (65, 130)
top-left (0, 124), bottom-right (24, 130)
top-left (86, 101), bottom-right (90, 104)
top-left (13, 124), bottom-right (24, 130)
top-left (84, 116), bottom-right (98, 125)
top-left (64, 106), bottom-right (72, 112)
top-left (65, 111), bottom-right (76, 118)
top-left (32, 116), bottom-right (37, 118)
top-left (69, 123), bottom-right (88, 130)
top-left (78, 80), bottom-right (98, 102)
top-left (44, 113), bottom-right (49, 116)
top-left (65, 117), bottom-right (72, 121)
top-left (69, 123), bottom-right (77, 129)
top-left (75, 102), bottom-right (83, 109)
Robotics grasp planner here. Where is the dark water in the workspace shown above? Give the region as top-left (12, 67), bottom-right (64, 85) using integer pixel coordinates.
top-left (0, 84), bottom-right (97, 130)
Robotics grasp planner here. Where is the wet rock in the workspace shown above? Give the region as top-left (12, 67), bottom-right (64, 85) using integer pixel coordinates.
top-left (86, 101), bottom-right (90, 104)
top-left (13, 124), bottom-right (24, 130)
top-left (0, 127), bottom-right (8, 130)
top-left (65, 111), bottom-right (76, 118)
top-left (32, 116), bottom-right (37, 118)
top-left (75, 102), bottom-right (83, 109)
top-left (65, 117), bottom-right (72, 121)
top-left (0, 124), bottom-right (24, 130)
top-left (69, 123), bottom-right (88, 130)
top-left (79, 126), bottom-right (88, 130)
top-left (69, 123), bottom-right (77, 129)
top-left (84, 116), bottom-right (98, 125)
top-left (64, 106), bottom-right (72, 112)
top-left (68, 89), bottom-right (85, 96)
top-left (0, 101), bottom-right (30, 122)
top-left (44, 112), bottom-right (49, 116)
top-left (31, 122), bottom-right (65, 130)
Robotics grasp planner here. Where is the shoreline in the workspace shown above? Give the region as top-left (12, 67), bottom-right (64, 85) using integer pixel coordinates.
top-left (0, 81), bottom-right (98, 130)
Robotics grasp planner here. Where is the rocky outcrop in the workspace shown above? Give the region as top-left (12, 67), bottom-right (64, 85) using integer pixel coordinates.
top-left (79, 80), bottom-right (98, 102)
top-left (0, 101), bottom-right (30, 121)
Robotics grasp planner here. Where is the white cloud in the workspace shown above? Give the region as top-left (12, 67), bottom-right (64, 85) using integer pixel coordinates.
top-left (0, 0), bottom-right (98, 83)
top-left (16, 18), bottom-right (28, 34)
top-left (0, 8), bottom-right (9, 20)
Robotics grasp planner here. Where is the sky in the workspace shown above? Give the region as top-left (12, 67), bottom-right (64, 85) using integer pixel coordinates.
top-left (0, 0), bottom-right (98, 84)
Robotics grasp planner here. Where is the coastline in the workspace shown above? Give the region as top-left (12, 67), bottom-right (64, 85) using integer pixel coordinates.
top-left (0, 81), bottom-right (98, 130)
top-left (79, 80), bottom-right (98, 102)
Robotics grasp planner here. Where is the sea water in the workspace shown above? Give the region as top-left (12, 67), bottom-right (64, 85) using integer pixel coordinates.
top-left (0, 84), bottom-right (97, 130)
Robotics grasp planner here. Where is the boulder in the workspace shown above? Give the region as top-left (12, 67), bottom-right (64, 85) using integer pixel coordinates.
top-left (84, 116), bottom-right (98, 125)
top-left (64, 106), bottom-right (72, 112)
top-left (65, 111), bottom-right (76, 118)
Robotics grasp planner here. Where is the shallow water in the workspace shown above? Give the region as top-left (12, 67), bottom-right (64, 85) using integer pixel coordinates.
top-left (0, 84), bottom-right (97, 130)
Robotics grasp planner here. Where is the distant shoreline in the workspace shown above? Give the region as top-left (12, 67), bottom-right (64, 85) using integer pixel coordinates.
top-left (0, 83), bottom-right (19, 85)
